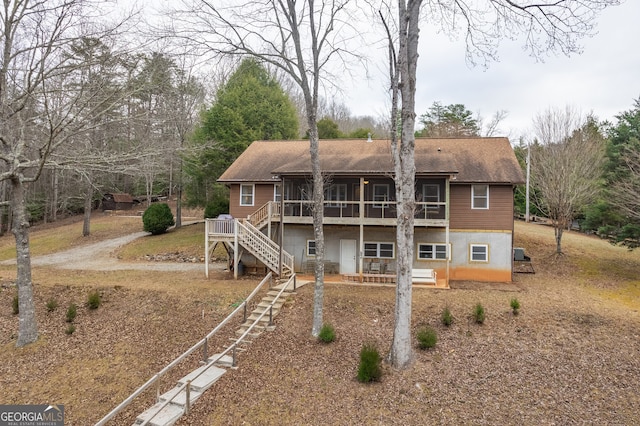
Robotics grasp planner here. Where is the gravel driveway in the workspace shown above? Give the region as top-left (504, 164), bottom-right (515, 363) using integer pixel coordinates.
top-left (1, 232), bottom-right (216, 272)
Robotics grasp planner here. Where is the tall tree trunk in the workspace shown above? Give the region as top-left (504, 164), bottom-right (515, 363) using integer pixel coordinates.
top-left (82, 179), bottom-right (93, 237)
top-left (309, 122), bottom-right (325, 337)
top-left (175, 159), bottom-right (183, 228)
top-left (388, 0), bottom-right (423, 369)
top-left (12, 177), bottom-right (38, 347)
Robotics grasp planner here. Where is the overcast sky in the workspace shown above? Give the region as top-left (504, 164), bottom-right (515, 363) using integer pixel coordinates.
top-left (343, 1), bottom-right (639, 140)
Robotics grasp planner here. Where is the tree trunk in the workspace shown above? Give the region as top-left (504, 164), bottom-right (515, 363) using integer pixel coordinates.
top-left (175, 159), bottom-right (183, 228)
top-left (82, 180), bottom-right (93, 237)
top-left (11, 177), bottom-right (38, 347)
top-left (309, 123), bottom-right (325, 337)
top-left (388, 0), bottom-right (423, 369)
top-left (555, 226), bottom-right (563, 254)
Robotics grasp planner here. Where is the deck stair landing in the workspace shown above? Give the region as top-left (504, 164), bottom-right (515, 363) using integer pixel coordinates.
top-left (134, 281), bottom-right (297, 426)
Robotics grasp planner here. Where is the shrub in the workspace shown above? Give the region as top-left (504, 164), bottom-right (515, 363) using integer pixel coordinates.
top-left (66, 303), bottom-right (77, 323)
top-left (473, 303), bottom-right (485, 324)
top-left (46, 299), bottom-right (58, 312)
top-left (12, 293), bottom-right (19, 315)
top-left (357, 343), bottom-right (382, 383)
top-left (65, 325), bottom-right (76, 335)
top-left (416, 326), bottom-right (438, 350)
top-left (142, 203), bottom-right (175, 235)
top-left (318, 323), bottom-right (336, 343)
top-left (510, 298), bottom-right (521, 315)
top-left (87, 291), bottom-right (101, 310)
top-left (441, 306), bottom-right (453, 326)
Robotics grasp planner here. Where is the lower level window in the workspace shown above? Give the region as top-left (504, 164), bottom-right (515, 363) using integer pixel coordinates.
top-left (470, 244), bottom-right (488, 262)
top-left (307, 240), bottom-right (316, 256)
top-left (364, 242), bottom-right (394, 258)
top-left (418, 243), bottom-right (448, 260)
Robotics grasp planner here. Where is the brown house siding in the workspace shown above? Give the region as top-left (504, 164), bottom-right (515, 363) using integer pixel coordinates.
top-left (449, 185), bottom-right (514, 230)
top-left (229, 183), bottom-right (275, 219)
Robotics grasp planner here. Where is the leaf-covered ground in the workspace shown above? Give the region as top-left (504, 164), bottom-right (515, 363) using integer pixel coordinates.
top-left (1, 221), bottom-right (639, 425)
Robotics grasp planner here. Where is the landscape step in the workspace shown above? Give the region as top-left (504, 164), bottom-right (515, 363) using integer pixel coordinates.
top-left (135, 401), bottom-right (183, 426)
top-left (177, 364), bottom-right (227, 393)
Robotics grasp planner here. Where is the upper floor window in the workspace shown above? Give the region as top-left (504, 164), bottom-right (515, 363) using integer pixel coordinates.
top-left (240, 184), bottom-right (254, 206)
top-left (471, 185), bottom-right (489, 209)
top-left (326, 184), bottom-right (347, 207)
top-left (274, 184), bottom-right (281, 202)
top-left (364, 242), bottom-right (394, 259)
top-left (422, 184), bottom-right (440, 210)
top-left (373, 184), bottom-right (390, 208)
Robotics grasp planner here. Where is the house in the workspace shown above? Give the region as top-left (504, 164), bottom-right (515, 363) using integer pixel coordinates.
top-left (206, 137), bottom-right (525, 285)
top-left (102, 193), bottom-right (135, 211)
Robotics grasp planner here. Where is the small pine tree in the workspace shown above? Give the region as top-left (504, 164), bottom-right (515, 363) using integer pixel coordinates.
top-left (417, 326), bottom-right (438, 350)
top-left (510, 298), bottom-right (521, 315)
top-left (441, 306), bottom-right (453, 326)
top-left (473, 303), bottom-right (485, 324)
top-left (318, 323), bottom-right (336, 343)
top-left (66, 303), bottom-right (77, 323)
top-left (357, 343), bottom-right (382, 383)
top-left (142, 203), bottom-right (175, 235)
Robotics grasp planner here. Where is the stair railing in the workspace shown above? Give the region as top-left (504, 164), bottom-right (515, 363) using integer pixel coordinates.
top-left (95, 273), bottom-right (273, 426)
top-left (237, 220), bottom-right (294, 275)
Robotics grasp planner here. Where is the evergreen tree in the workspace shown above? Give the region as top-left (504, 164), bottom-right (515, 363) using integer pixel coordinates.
top-left (186, 58), bottom-right (298, 206)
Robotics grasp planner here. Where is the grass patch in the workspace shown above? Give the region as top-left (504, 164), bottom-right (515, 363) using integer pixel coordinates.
top-left (117, 222), bottom-right (207, 260)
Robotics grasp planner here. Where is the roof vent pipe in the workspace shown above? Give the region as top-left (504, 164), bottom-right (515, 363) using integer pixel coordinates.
top-left (367, 133), bottom-right (372, 143)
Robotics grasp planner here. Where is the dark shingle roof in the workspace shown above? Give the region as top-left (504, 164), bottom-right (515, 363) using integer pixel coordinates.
top-left (218, 138), bottom-right (525, 184)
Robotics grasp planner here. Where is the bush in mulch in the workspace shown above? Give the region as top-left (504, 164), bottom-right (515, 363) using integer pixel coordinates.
top-left (87, 291), bottom-right (101, 310)
top-left (510, 298), bottom-right (521, 315)
top-left (416, 326), bottom-right (437, 350)
top-left (318, 323), bottom-right (336, 343)
top-left (441, 306), bottom-right (453, 326)
top-left (357, 343), bottom-right (382, 383)
top-left (473, 303), bottom-right (485, 324)
top-left (66, 303), bottom-right (77, 323)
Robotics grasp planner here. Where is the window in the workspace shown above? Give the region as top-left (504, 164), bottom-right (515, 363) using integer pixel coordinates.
top-left (240, 184), bottom-right (254, 206)
top-left (307, 240), bottom-right (316, 256)
top-left (364, 242), bottom-right (394, 259)
top-left (274, 184), bottom-right (281, 202)
top-left (470, 244), bottom-right (488, 262)
top-left (373, 184), bottom-right (390, 208)
top-left (417, 243), bottom-right (449, 260)
top-left (326, 184), bottom-right (347, 207)
top-left (423, 184), bottom-right (440, 210)
top-left (472, 185), bottom-right (489, 209)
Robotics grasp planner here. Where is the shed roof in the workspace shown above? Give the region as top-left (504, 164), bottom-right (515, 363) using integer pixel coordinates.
top-left (218, 137), bottom-right (525, 184)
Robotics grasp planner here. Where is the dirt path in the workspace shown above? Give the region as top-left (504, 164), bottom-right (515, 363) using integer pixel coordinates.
top-left (1, 232), bottom-right (220, 272)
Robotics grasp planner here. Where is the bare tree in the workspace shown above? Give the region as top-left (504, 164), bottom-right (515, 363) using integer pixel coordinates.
top-left (378, 0), bottom-right (620, 369)
top-left (167, 0), bottom-right (362, 336)
top-left (0, 0), bottom-right (135, 347)
top-left (531, 109), bottom-right (605, 253)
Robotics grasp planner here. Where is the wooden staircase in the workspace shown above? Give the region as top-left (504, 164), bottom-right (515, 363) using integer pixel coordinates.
top-left (134, 280), bottom-right (297, 426)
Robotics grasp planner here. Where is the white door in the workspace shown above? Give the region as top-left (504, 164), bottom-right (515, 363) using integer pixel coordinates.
top-left (340, 239), bottom-right (357, 274)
